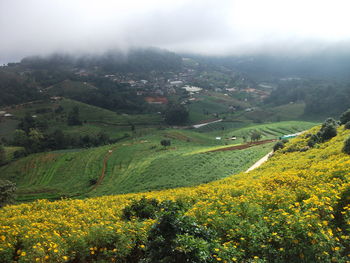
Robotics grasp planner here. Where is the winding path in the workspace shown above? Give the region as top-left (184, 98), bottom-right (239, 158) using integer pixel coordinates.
top-left (90, 146), bottom-right (118, 191)
top-left (245, 151), bottom-right (273, 173)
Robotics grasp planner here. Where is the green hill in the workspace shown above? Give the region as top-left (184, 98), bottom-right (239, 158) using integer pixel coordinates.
top-left (0, 121), bottom-right (315, 201)
top-left (0, 98), bottom-right (162, 140)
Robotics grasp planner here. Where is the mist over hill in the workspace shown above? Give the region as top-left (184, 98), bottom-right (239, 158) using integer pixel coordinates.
top-left (19, 48), bottom-right (182, 73)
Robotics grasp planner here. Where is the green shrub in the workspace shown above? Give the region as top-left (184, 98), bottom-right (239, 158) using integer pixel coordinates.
top-left (0, 180), bottom-right (16, 208)
top-left (308, 134), bottom-right (320, 147)
top-left (144, 210), bottom-right (215, 263)
top-left (319, 123), bottom-right (337, 141)
top-left (340, 109), bottom-right (350, 124)
top-left (273, 141), bottom-right (284, 152)
top-left (122, 197), bottom-right (160, 220)
top-left (343, 137), bottom-right (350, 155)
top-left (344, 121), bottom-right (350, 129)
top-left (308, 118), bottom-right (337, 147)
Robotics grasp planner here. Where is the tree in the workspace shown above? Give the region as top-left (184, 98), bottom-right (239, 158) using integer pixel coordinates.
top-left (343, 137), bottom-right (350, 155)
top-left (55, 105), bottom-right (64, 114)
top-left (12, 129), bottom-right (28, 147)
top-left (0, 179), bottom-right (16, 208)
top-left (250, 131), bottom-right (262, 142)
top-left (0, 144), bottom-right (5, 165)
top-left (164, 104), bottom-right (189, 125)
top-left (340, 109), bottom-right (350, 124)
top-left (18, 112), bottom-right (36, 133)
top-left (345, 121), bottom-right (350, 130)
top-left (160, 139), bottom-right (171, 148)
top-left (67, 106), bottom-right (82, 126)
top-left (273, 141), bottom-right (285, 152)
top-left (319, 123), bottom-right (337, 141)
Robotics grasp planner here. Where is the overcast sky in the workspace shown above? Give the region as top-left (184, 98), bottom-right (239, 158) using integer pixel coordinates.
top-left (1, 0), bottom-right (350, 63)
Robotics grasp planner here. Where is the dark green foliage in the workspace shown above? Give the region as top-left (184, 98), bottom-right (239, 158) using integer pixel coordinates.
top-left (0, 144), bottom-right (5, 165)
top-left (0, 72), bottom-right (43, 107)
top-left (160, 139), bottom-right (171, 147)
top-left (308, 118), bottom-right (337, 147)
top-left (165, 104), bottom-right (189, 125)
top-left (144, 202), bottom-right (215, 263)
top-left (273, 141), bottom-right (284, 152)
top-left (319, 123), bottom-right (337, 141)
top-left (343, 137), bottom-right (350, 154)
top-left (122, 197), bottom-right (160, 220)
top-left (13, 149), bottom-right (27, 159)
top-left (54, 105), bottom-right (64, 114)
top-left (308, 134), bottom-right (320, 147)
top-left (88, 178), bottom-right (97, 186)
top-left (340, 109), bottom-right (350, 124)
top-left (0, 179), bottom-right (16, 208)
top-left (250, 131), bottom-right (262, 142)
top-left (18, 112), bottom-right (37, 133)
top-left (67, 106), bottom-right (82, 126)
top-left (345, 121), bottom-right (350, 129)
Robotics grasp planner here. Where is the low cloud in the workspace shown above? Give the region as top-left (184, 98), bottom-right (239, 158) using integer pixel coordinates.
top-left (1, 0), bottom-right (350, 63)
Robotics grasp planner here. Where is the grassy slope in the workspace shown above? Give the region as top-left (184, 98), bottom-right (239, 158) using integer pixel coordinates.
top-left (1, 124), bottom-right (350, 262)
top-left (0, 98), bottom-right (162, 140)
top-left (0, 121), bottom-right (315, 201)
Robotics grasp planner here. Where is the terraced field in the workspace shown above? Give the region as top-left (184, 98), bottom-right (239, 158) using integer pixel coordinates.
top-left (0, 121), bottom-right (316, 201)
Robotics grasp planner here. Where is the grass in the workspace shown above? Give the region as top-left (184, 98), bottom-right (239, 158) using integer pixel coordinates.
top-left (0, 121), bottom-right (317, 202)
top-left (3, 146), bottom-right (23, 162)
top-left (0, 98), bottom-right (162, 140)
top-left (269, 102), bottom-right (306, 120)
top-left (187, 92), bottom-right (249, 123)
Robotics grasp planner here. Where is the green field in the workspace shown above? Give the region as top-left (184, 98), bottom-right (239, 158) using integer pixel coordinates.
top-left (0, 98), bottom-right (162, 140)
top-left (0, 121), bottom-right (316, 202)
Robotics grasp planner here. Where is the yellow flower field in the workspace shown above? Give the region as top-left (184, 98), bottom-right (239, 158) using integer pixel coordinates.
top-left (1, 126), bottom-right (350, 262)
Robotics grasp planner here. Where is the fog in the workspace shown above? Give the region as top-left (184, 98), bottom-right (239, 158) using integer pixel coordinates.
top-left (1, 0), bottom-right (350, 63)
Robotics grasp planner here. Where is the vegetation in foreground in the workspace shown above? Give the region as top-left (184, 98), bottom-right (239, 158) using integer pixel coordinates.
top-left (1, 121), bottom-right (350, 262)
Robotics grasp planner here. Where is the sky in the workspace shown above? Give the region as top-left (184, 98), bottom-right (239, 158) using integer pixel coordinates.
top-left (1, 0), bottom-right (350, 63)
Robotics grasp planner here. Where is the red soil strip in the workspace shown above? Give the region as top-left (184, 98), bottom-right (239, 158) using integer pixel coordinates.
top-left (205, 139), bottom-right (276, 153)
top-left (91, 146), bottom-right (118, 191)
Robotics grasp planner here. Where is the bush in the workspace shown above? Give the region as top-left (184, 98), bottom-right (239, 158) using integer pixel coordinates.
top-left (319, 123), bottom-right (337, 141)
top-left (273, 141), bottom-right (284, 152)
top-left (160, 139), bottom-right (171, 147)
top-left (122, 197), bottom-right (160, 220)
top-left (144, 209), bottom-right (215, 263)
top-left (13, 149), bottom-right (27, 159)
top-left (0, 179), bottom-right (16, 208)
top-left (308, 119), bottom-right (338, 147)
top-left (343, 137), bottom-right (350, 154)
top-left (308, 134), bottom-right (320, 147)
top-left (89, 178), bottom-right (97, 186)
top-left (340, 109), bottom-right (350, 124)
top-left (164, 104), bottom-right (189, 125)
top-left (344, 121), bottom-right (350, 129)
